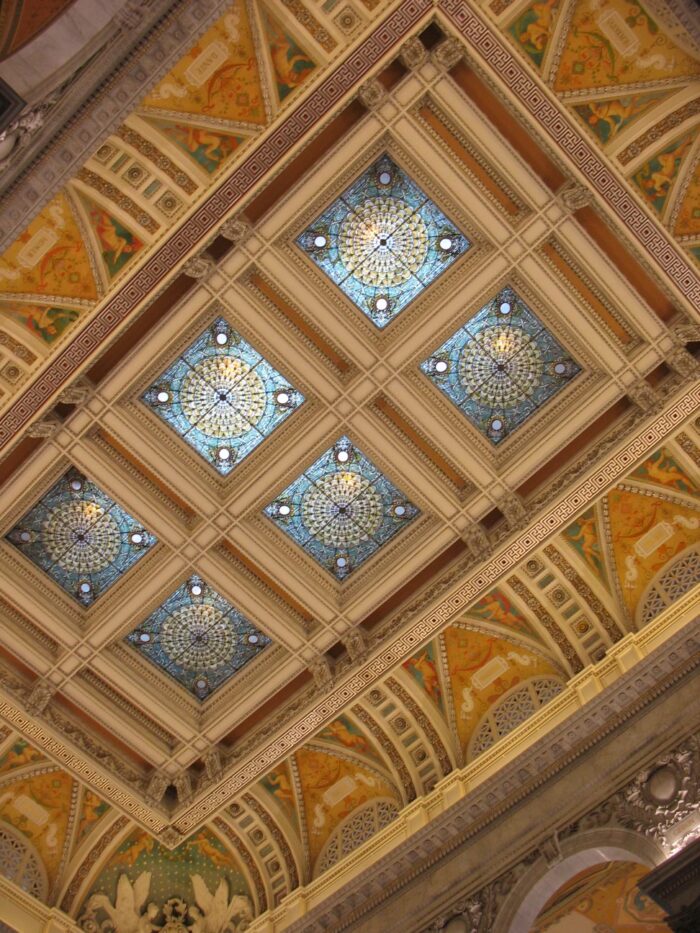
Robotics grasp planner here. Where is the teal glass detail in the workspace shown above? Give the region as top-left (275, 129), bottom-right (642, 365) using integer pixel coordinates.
top-left (6, 468), bottom-right (156, 605)
top-left (125, 575), bottom-right (270, 700)
top-left (142, 318), bottom-right (304, 474)
top-left (298, 154), bottom-right (469, 328)
top-left (264, 436), bottom-right (419, 579)
top-left (421, 286), bottom-right (581, 444)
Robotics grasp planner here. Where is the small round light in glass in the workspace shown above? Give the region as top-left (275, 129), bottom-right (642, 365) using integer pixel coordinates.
top-left (156, 390), bottom-right (170, 403)
top-left (394, 504), bottom-right (406, 517)
top-left (130, 532), bottom-right (143, 545)
top-left (491, 418), bottom-right (503, 431)
top-left (314, 234), bottom-right (327, 248)
top-left (277, 391), bottom-right (289, 405)
top-left (139, 632), bottom-right (150, 643)
top-left (19, 531), bottom-right (30, 542)
top-left (336, 556), bottom-right (347, 568)
top-left (375, 297), bottom-right (388, 312)
top-left (378, 171), bottom-right (392, 185)
top-left (70, 479), bottom-right (83, 492)
top-left (215, 332), bottom-right (228, 346)
top-left (439, 237), bottom-right (452, 251)
top-left (337, 450), bottom-right (349, 463)
top-left (217, 448), bottom-right (231, 462)
top-left (190, 584), bottom-right (202, 596)
top-left (279, 504), bottom-right (291, 516)
top-left (435, 360), bottom-right (448, 373)
top-left (499, 302), bottom-right (511, 315)
top-left (79, 582), bottom-right (91, 594)
top-left (554, 362), bottom-right (566, 375)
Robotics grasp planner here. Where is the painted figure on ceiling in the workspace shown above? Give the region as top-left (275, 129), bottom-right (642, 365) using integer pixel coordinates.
top-left (265, 16), bottom-right (315, 99)
top-left (404, 649), bottom-right (442, 705)
top-left (89, 208), bottom-right (143, 279)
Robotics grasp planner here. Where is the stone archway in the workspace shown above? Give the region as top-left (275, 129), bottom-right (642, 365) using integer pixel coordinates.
top-left (492, 827), bottom-right (664, 933)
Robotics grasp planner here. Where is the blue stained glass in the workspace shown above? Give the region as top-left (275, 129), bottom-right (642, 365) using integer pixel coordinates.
top-left (125, 575), bottom-right (270, 700)
top-left (297, 154), bottom-right (469, 328)
top-left (264, 436), bottom-right (419, 579)
top-left (421, 286), bottom-right (581, 444)
top-left (6, 468), bottom-right (156, 605)
top-left (142, 318), bottom-right (304, 474)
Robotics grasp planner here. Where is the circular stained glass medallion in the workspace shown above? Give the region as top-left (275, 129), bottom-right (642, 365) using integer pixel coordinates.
top-left (160, 604), bottom-right (237, 671)
top-left (180, 357), bottom-right (265, 437)
top-left (458, 326), bottom-right (543, 406)
top-left (44, 501), bottom-right (121, 572)
top-left (338, 197), bottom-right (428, 287)
top-left (301, 472), bottom-right (383, 547)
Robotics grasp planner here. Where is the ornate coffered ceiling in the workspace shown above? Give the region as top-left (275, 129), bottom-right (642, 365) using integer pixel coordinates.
top-left (0, 1), bottom-right (698, 931)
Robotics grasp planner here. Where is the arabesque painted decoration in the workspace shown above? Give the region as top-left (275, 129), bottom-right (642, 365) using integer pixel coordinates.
top-left (79, 827), bottom-right (253, 931)
top-left (0, 192), bottom-right (99, 302)
top-left (421, 286), bottom-right (580, 443)
top-left (143, 317), bottom-right (303, 474)
top-left (298, 154), bottom-right (468, 327)
top-left (265, 436), bottom-right (419, 579)
top-left (552, 0), bottom-right (700, 93)
top-left (572, 91), bottom-right (670, 145)
top-left (532, 860), bottom-right (671, 931)
top-left (1, 302), bottom-right (81, 345)
top-left (6, 468), bottom-right (156, 605)
top-left (126, 575), bottom-right (270, 699)
top-left (141, 0), bottom-right (267, 126)
top-left (631, 131), bottom-right (696, 217)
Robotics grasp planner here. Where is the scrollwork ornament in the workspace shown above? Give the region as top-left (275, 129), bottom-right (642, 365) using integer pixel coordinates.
top-left (358, 78), bottom-right (386, 110)
top-left (309, 654), bottom-right (334, 690)
top-left (181, 253), bottom-right (215, 280)
top-left (627, 379), bottom-right (664, 414)
top-left (558, 184), bottom-right (593, 212)
top-left (667, 346), bottom-right (700, 381)
top-left (219, 216), bottom-right (251, 245)
top-left (400, 36), bottom-right (428, 70)
top-left (431, 37), bottom-right (464, 71)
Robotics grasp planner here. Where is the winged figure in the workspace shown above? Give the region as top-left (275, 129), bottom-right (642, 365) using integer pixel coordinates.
top-left (189, 875), bottom-right (253, 932)
top-left (83, 872), bottom-right (159, 932)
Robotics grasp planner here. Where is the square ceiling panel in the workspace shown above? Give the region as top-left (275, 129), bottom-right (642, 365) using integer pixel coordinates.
top-left (6, 468), bottom-right (156, 605)
top-left (125, 575), bottom-right (270, 700)
top-left (297, 153), bottom-right (469, 328)
top-left (264, 436), bottom-right (419, 579)
top-left (421, 286), bottom-right (580, 444)
top-left (142, 317), bottom-right (304, 474)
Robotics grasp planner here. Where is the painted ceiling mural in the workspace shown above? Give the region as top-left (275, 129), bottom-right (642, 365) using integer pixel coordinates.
top-left (531, 860), bottom-right (672, 932)
top-left (0, 433), bottom-right (696, 923)
top-left (504, 0), bottom-right (700, 269)
top-left (0, 0), bottom-right (698, 930)
top-left (0, 0), bottom-right (321, 405)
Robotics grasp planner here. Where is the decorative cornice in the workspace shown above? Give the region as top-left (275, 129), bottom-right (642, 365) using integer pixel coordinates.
top-left (0, 0), bottom-right (433, 449)
top-left (280, 618), bottom-right (700, 932)
top-left (0, 390), bottom-right (696, 840)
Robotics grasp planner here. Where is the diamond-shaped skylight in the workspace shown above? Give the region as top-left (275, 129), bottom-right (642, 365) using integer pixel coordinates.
top-left (6, 468), bottom-right (156, 605)
top-left (264, 436), bottom-right (419, 579)
top-left (421, 286), bottom-right (580, 443)
top-left (125, 575), bottom-right (270, 700)
top-left (142, 318), bottom-right (304, 474)
top-left (297, 154), bottom-right (469, 328)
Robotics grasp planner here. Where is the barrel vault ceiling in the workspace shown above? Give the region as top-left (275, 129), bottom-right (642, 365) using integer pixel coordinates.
top-left (0, 0), bottom-right (698, 930)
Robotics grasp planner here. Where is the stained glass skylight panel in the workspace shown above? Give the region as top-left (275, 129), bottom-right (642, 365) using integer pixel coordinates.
top-left (421, 287), bottom-right (580, 444)
top-left (142, 318), bottom-right (304, 474)
top-left (125, 575), bottom-right (270, 700)
top-left (265, 436), bottom-right (419, 579)
top-left (297, 154), bottom-right (469, 327)
top-left (6, 468), bottom-right (156, 605)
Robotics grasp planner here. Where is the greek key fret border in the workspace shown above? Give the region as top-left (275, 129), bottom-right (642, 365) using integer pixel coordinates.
top-left (173, 387), bottom-right (699, 832)
top-left (0, 0), bottom-right (433, 450)
top-left (437, 0), bottom-right (700, 306)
